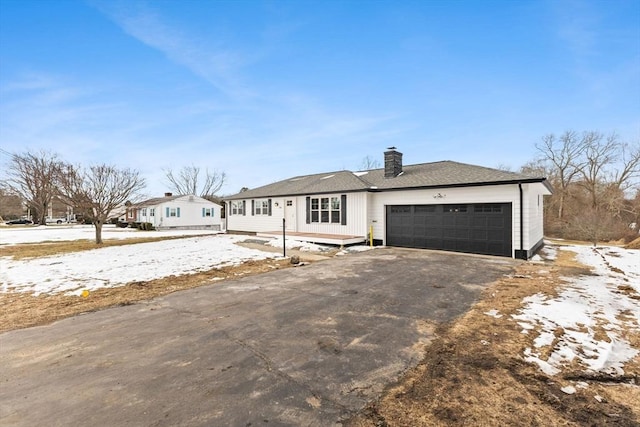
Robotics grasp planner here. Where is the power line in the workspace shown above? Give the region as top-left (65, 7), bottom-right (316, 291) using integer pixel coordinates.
top-left (0, 147), bottom-right (17, 159)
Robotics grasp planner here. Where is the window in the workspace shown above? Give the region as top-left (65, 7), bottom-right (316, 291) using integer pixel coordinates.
top-left (330, 197), bottom-right (340, 223)
top-left (390, 206), bottom-right (411, 214)
top-left (141, 208), bottom-right (147, 216)
top-left (286, 200), bottom-right (293, 207)
top-left (415, 205), bottom-right (436, 213)
top-left (311, 198), bottom-right (319, 222)
top-left (169, 208), bottom-right (177, 217)
top-left (255, 199), bottom-right (269, 215)
top-left (310, 196), bottom-right (341, 223)
top-left (231, 201), bottom-right (244, 215)
top-left (445, 205), bottom-right (467, 213)
top-left (473, 204), bottom-right (502, 213)
top-left (202, 208), bottom-right (213, 217)
top-left (150, 208), bottom-right (155, 217)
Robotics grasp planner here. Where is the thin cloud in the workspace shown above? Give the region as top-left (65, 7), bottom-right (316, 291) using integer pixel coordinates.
top-left (93, 1), bottom-right (254, 99)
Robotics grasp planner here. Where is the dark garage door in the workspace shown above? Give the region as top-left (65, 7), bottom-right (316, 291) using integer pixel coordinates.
top-left (386, 203), bottom-right (512, 257)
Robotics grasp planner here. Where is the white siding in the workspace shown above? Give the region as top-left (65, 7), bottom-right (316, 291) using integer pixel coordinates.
top-left (227, 193), bottom-right (368, 237)
top-left (137, 196), bottom-right (222, 229)
top-left (524, 182), bottom-right (550, 249)
top-left (226, 198), bottom-right (286, 232)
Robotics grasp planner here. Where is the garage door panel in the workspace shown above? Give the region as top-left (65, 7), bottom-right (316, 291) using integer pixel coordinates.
top-left (472, 229), bottom-right (487, 240)
top-left (455, 216), bottom-right (470, 227)
top-left (488, 229), bottom-right (505, 240)
top-left (488, 217), bottom-right (505, 228)
top-left (386, 203), bottom-right (512, 257)
top-left (472, 216), bottom-right (488, 227)
top-left (425, 227), bottom-right (440, 238)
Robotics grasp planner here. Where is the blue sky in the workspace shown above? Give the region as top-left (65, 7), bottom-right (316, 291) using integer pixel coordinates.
top-left (1, 0), bottom-right (638, 197)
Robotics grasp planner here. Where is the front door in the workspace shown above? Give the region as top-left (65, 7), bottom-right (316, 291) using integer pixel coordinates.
top-left (284, 199), bottom-right (296, 231)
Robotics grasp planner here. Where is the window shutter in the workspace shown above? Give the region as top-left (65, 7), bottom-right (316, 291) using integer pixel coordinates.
top-left (177, 207), bottom-right (180, 217)
top-left (242, 201), bottom-right (246, 216)
top-left (166, 207), bottom-right (169, 217)
top-left (268, 199), bottom-right (272, 216)
top-left (341, 194), bottom-right (347, 225)
top-left (306, 197), bottom-right (310, 224)
top-left (202, 207), bottom-right (205, 217)
top-left (228, 202), bottom-right (232, 216)
top-left (251, 200), bottom-right (255, 216)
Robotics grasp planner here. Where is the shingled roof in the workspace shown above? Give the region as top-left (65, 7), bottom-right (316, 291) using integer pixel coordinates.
top-left (136, 195), bottom-right (181, 206)
top-left (225, 160), bottom-right (549, 200)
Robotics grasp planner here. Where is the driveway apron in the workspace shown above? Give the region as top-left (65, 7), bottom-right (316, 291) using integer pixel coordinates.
top-left (0, 248), bottom-right (517, 426)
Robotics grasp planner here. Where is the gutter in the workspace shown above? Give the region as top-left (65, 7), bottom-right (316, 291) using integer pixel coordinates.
top-left (224, 178), bottom-right (550, 200)
top-left (516, 182), bottom-right (526, 260)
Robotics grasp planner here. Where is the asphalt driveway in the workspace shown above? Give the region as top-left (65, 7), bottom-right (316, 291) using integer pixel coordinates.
top-left (0, 248), bottom-right (517, 426)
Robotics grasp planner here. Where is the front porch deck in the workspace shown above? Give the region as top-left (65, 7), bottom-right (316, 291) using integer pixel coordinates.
top-left (256, 231), bottom-right (367, 246)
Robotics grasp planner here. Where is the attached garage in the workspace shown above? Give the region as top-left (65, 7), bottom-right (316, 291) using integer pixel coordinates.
top-left (226, 148), bottom-right (553, 260)
top-left (386, 203), bottom-right (513, 257)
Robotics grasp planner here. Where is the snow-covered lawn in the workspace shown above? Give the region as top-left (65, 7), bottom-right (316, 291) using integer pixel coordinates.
top-left (513, 244), bottom-right (640, 377)
top-left (0, 224), bottom-right (220, 245)
top-left (0, 234), bottom-right (279, 296)
top-left (0, 226), bottom-right (372, 297)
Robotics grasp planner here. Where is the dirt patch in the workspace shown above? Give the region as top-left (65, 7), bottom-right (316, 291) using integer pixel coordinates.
top-left (0, 258), bottom-right (294, 332)
top-left (0, 235), bottom-right (213, 259)
top-left (346, 249), bottom-right (640, 426)
top-left (626, 237), bottom-right (640, 250)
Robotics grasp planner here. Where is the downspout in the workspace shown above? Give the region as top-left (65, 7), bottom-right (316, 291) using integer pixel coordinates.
top-left (518, 182), bottom-right (525, 260)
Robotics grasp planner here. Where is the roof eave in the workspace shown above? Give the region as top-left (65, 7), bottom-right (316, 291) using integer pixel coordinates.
top-left (224, 178), bottom-right (551, 200)
top-left (371, 178), bottom-right (550, 192)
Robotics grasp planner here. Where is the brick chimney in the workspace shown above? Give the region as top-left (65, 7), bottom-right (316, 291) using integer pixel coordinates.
top-left (164, 192), bottom-right (173, 197)
top-left (384, 147), bottom-right (403, 178)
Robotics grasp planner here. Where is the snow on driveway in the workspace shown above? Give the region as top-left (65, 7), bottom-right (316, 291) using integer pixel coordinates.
top-left (0, 233), bottom-right (278, 296)
top-left (512, 244), bottom-right (640, 377)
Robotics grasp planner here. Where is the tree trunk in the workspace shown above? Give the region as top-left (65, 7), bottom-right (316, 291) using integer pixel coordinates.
top-left (558, 192), bottom-right (564, 219)
top-left (94, 221), bottom-right (103, 244)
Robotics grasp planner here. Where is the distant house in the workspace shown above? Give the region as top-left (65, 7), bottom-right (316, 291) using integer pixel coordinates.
top-left (132, 193), bottom-right (222, 231)
top-left (225, 149), bottom-right (552, 259)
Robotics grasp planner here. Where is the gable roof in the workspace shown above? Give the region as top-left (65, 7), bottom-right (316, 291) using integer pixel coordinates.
top-left (226, 160), bottom-right (551, 200)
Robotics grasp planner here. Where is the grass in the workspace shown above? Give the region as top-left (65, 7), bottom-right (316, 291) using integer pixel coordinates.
top-left (0, 234), bottom-right (216, 259)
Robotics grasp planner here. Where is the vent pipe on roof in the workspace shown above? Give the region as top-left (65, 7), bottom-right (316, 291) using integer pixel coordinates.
top-left (164, 192), bottom-right (172, 197)
top-left (384, 147), bottom-right (403, 178)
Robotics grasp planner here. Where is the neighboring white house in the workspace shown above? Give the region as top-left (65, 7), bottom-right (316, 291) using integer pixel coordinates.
top-left (134, 193), bottom-right (222, 231)
top-left (225, 149), bottom-right (553, 259)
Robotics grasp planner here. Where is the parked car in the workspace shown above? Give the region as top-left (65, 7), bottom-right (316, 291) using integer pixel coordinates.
top-left (5, 218), bottom-right (33, 225)
top-left (45, 217), bottom-right (68, 224)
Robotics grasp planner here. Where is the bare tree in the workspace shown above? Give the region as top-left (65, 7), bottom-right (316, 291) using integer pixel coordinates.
top-left (5, 150), bottom-right (63, 225)
top-left (535, 131), bottom-right (586, 220)
top-left (358, 155), bottom-right (381, 170)
top-left (164, 165), bottom-right (226, 198)
top-left (56, 163), bottom-right (145, 244)
top-left (577, 132), bottom-right (619, 209)
top-left (0, 185), bottom-right (25, 220)
top-left (613, 142), bottom-right (640, 189)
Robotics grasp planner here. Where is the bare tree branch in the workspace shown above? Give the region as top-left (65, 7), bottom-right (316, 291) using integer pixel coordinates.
top-left (535, 131), bottom-right (586, 219)
top-left (358, 155), bottom-right (381, 171)
top-left (56, 163), bottom-right (146, 244)
top-left (164, 164), bottom-right (226, 197)
top-left (577, 131), bottom-right (619, 209)
top-left (5, 150), bottom-right (64, 224)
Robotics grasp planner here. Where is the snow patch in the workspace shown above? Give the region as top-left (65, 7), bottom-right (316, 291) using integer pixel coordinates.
top-left (0, 234), bottom-right (275, 296)
top-left (484, 309), bottom-right (503, 318)
top-left (513, 244), bottom-right (640, 377)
